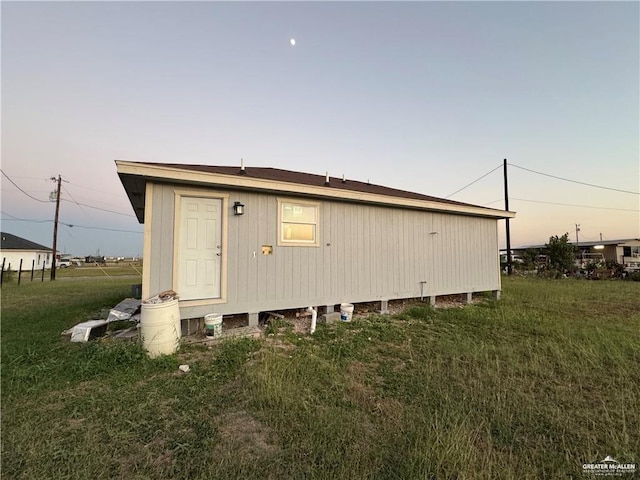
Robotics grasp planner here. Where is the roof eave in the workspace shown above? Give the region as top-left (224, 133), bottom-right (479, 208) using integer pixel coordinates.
top-left (116, 160), bottom-right (516, 220)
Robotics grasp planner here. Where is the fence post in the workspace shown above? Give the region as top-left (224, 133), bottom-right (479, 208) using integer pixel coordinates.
top-left (18, 259), bottom-right (23, 286)
top-left (31, 259), bottom-right (35, 282)
top-left (41, 263), bottom-right (45, 282)
top-left (1, 257), bottom-right (5, 287)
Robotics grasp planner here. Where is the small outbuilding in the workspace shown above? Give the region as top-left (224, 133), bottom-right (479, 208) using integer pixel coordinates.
top-left (117, 161), bottom-right (515, 325)
top-left (1, 232), bottom-right (53, 271)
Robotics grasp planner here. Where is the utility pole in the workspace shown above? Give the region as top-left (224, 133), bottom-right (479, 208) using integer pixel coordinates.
top-left (504, 159), bottom-right (512, 275)
top-left (575, 224), bottom-right (581, 264)
top-left (50, 175), bottom-right (62, 281)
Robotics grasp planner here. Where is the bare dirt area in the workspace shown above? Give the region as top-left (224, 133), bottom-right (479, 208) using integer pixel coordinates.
top-left (214, 411), bottom-right (278, 460)
top-left (256, 296), bottom-right (483, 335)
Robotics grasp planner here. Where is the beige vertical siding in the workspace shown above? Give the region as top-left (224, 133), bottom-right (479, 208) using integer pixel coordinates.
top-left (147, 183), bottom-right (501, 318)
top-left (146, 183), bottom-right (175, 297)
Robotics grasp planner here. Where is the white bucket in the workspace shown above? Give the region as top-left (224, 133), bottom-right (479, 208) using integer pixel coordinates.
top-left (140, 299), bottom-right (181, 357)
top-left (204, 313), bottom-right (223, 338)
top-left (340, 303), bottom-right (354, 322)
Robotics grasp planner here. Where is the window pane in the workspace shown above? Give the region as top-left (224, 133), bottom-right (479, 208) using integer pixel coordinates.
top-left (282, 223), bottom-right (315, 242)
top-left (282, 203), bottom-right (316, 223)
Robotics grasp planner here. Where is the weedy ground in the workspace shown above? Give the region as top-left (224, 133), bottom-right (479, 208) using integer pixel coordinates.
top-left (2, 277), bottom-right (639, 479)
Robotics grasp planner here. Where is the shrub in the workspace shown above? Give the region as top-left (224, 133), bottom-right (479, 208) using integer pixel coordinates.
top-left (545, 233), bottom-right (576, 271)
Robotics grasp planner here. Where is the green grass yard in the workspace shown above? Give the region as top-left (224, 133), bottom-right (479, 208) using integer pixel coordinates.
top-left (3, 263), bottom-right (143, 282)
top-left (1, 277), bottom-right (639, 479)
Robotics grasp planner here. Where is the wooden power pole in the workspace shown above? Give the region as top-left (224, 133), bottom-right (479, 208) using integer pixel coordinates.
top-left (50, 175), bottom-right (62, 281)
top-left (504, 159), bottom-right (512, 275)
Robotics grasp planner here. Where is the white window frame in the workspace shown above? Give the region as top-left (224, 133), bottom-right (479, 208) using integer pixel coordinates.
top-left (277, 198), bottom-right (320, 247)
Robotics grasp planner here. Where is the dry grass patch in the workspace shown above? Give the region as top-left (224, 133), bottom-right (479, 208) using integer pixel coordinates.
top-left (214, 411), bottom-right (278, 460)
top-left (345, 359), bottom-right (402, 425)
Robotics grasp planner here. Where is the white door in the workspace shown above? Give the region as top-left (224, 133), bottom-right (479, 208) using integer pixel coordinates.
top-left (177, 197), bottom-right (222, 300)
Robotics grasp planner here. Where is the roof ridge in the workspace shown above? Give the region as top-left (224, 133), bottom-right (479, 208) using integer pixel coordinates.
top-left (121, 161), bottom-right (482, 209)
top-left (116, 160), bottom-right (513, 214)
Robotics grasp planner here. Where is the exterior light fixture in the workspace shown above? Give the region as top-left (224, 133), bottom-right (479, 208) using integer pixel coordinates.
top-left (593, 245), bottom-right (604, 250)
top-left (233, 201), bottom-right (245, 216)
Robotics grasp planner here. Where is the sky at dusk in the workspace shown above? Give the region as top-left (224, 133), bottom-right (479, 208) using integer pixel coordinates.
top-left (2, 1), bottom-right (638, 257)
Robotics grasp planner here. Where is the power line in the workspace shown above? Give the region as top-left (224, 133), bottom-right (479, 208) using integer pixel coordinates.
top-left (509, 163), bottom-right (640, 195)
top-left (62, 224), bottom-right (143, 234)
top-left (3, 175), bottom-right (48, 180)
top-left (510, 197), bottom-right (639, 212)
top-left (445, 164), bottom-right (502, 198)
top-left (578, 231), bottom-right (598, 241)
top-left (1, 212), bottom-right (143, 234)
top-left (1, 169), bottom-right (50, 203)
top-left (62, 184), bottom-right (86, 211)
top-left (0, 211), bottom-right (51, 223)
top-left (66, 180), bottom-right (130, 198)
top-left (64, 181), bottom-right (133, 210)
top-left (61, 198), bottom-right (136, 217)
top-left (2, 169), bottom-right (136, 217)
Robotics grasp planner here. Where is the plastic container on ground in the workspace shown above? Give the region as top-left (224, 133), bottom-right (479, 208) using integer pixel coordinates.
top-left (340, 303), bottom-right (354, 322)
top-left (140, 298), bottom-right (181, 357)
top-left (204, 313), bottom-right (223, 338)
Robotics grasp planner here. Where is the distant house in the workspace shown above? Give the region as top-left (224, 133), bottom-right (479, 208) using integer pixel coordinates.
top-left (1, 232), bottom-right (53, 271)
top-left (574, 238), bottom-right (640, 265)
top-left (117, 161), bottom-right (516, 325)
top-left (512, 238), bottom-right (640, 265)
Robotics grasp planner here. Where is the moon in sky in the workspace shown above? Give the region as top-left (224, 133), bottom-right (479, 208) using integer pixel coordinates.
top-left (290, 38), bottom-right (296, 46)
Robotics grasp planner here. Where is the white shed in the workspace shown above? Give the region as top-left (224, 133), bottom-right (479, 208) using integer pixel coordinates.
top-left (117, 161), bottom-right (516, 325)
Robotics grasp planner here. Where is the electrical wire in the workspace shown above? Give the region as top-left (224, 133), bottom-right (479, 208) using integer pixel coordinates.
top-left (1, 169), bottom-right (50, 203)
top-left (510, 197), bottom-right (639, 212)
top-left (62, 184), bottom-right (90, 217)
top-left (2, 169), bottom-right (136, 217)
top-left (1, 212), bottom-right (142, 234)
top-left (509, 163), bottom-right (640, 195)
top-left (61, 224), bottom-right (143, 234)
top-left (64, 181), bottom-right (134, 209)
top-left (1, 211), bottom-right (51, 223)
top-left (580, 233), bottom-right (599, 242)
top-left (66, 180), bottom-right (130, 198)
top-left (482, 198), bottom-right (504, 206)
top-left (445, 164), bottom-right (502, 198)
top-left (60, 198), bottom-right (137, 218)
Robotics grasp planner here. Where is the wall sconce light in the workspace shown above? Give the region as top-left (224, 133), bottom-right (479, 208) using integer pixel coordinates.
top-left (233, 201), bottom-right (245, 216)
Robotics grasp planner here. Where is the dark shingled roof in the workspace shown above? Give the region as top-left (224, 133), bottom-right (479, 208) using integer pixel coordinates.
top-left (139, 163), bottom-right (479, 209)
top-left (1, 232), bottom-right (51, 251)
